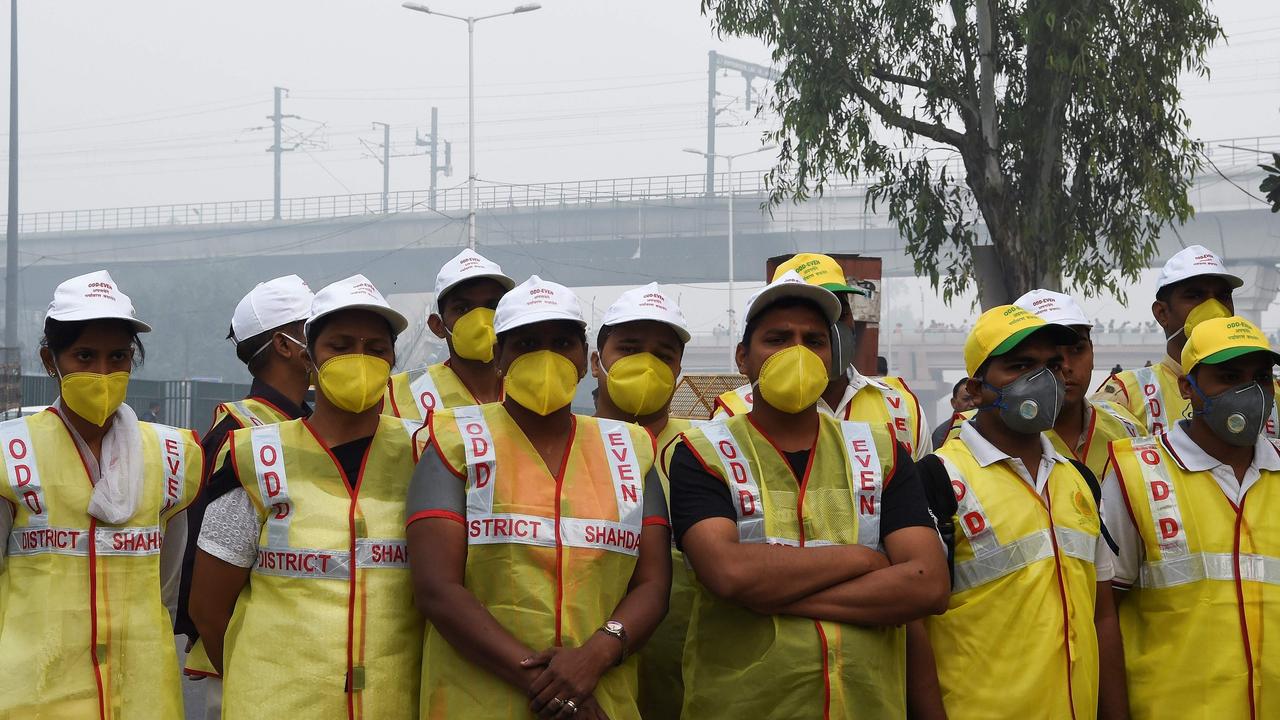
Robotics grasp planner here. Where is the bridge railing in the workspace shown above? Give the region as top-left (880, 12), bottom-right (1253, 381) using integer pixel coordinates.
top-left (5, 134), bottom-right (1274, 235)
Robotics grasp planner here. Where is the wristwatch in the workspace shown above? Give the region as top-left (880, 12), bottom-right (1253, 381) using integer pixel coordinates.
top-left (598, 620), bottom-right (629, 665)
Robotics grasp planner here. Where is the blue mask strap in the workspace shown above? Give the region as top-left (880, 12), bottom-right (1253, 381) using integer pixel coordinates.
top-left (976, 380), bottom-right (1006, 412)
top-left (1187, 374), bottom-right (1212, 417)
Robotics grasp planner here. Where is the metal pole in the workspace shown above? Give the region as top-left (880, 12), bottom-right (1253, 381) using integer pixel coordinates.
top-left (706, 51), bottom-right (717, 197)
top-left (374, 121), bottom-right (390, 213)
top-left (429, 106), bottom-right (439, 211)
top-left (272, 86), bottom-right (283, 220)
top-left (4, 0), bottom-right (18, 355)
top-left (726, 153), bottom-right (735, 369)
top-left (467, 17), bottom-right (477, 250)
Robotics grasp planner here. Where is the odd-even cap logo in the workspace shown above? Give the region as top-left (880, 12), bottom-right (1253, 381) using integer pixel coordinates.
top-left (83, 280), bottom-right (118, 303)
top-left (638, 292), bottom-right (668, 311)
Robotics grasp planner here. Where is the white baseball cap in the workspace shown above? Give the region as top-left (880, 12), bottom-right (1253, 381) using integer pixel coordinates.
top-left (743, 270), bottom-right (842, 333)
top-left (600, 283), bottom-right (691, 343)
top-left (1014, 289), bottom-right (1093, 329)
top-left (229, 275), bottom-right (315, 343)
top-left (1157, 245), bottom-right (1244, 291)
top-left (493, 275), bottom-right (585, 334)
top-left (45, 270), bottom-right (151, 333)
top-left (434, 248), bottom-right (516, 310)
top-left (305, 274), bottom-right (409, 337)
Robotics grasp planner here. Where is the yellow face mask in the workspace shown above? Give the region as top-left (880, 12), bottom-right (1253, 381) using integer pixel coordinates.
top-left (1184, 298), bottom-right (1231, 336)
top-left (755, 345), bottom-right (829, 414)
top-left (603, 352), bottom-right (676, 417)
top-left (59, 371), bottom-right (131, 427)
top-left (448, 307), bottom-right (497, 363)
top-left (315, 354), bottom-right (392, 414)
top-left (505, 350), bottom-right (580, 416)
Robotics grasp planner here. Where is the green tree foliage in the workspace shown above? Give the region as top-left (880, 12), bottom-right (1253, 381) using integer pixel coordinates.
top-left (703, 0), bottom-right (1221, 304)
top-left (1263, 153), bottom-right (1280, 213)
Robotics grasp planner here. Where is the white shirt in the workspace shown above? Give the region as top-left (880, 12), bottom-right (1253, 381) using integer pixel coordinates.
top-left (830, 368), bottom-right (934, 458)
top-left (958, 421), bottom-right (1115, 582)
top-left (1103, 420), bottom-right (1280, 587)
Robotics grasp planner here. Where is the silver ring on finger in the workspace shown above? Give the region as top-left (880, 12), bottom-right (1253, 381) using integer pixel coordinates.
top-left (564, 699), bottom-right (579, 714)
top-left (549, 698), bottom-right (564, 711)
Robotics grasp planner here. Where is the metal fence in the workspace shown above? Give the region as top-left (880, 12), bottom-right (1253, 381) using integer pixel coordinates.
top-left (13, 375), bottom-right (252, 432)
top-left (1, 133), bottom-right (1273, 235)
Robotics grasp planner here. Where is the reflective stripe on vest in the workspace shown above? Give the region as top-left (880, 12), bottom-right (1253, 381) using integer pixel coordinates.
top-left (1129, 437), bottom-right (1191, 560)
top-left (699, 420), bottom-right (765, 543)
top-left (1134, 366), bottom-right (1168, 434)
top-left (7, 525), bottom-right (163, 557)
top-left (459, 411), bottom-right (647, 557)
top-left (0, 418), bottom-right (47, 523)
top-left (939, 456), bottom-right (1094, 592)
top-left (841, 420), bottom-right (884, 549)
top-left (1095, 400), bottom-right (1141, 439)
top-left (411, 370), bottom-right (442, 419)
top-left (152, 423), bottom-right (189, 515)
top-left (878, 385), bottom-right (913, 450)
top-left (226, 400), bottom-right (268, 427)
top-left (254, 538), bottom-right (410, 579)
top-left (250, 424), bottom-right (293, 549)
top-left (1140, 551), bottom-right (1280, 589)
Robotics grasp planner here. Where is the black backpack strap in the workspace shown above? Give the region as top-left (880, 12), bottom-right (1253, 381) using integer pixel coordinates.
top-left (1065, 457), bottom-right (1117, 555)
top-left (917, 454), bottom-right (958, 586)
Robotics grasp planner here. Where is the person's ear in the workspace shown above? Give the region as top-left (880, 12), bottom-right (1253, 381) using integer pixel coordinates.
top-left (590, 350), bottom-right (602, 379)
top-left (1178, 374), bottom-right (1194, 402)
top-left (735, 342), bottom-right (748, 375)
top-left (1152, 299), bottom-right (1171, 330)
top-left (427, 313), bottom-right (447, 340)
top-left (40, 347), bottom-right (56, 377)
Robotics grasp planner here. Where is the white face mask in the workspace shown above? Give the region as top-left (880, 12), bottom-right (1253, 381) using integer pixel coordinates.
top-left (249, 332), bottom-right (305, 361)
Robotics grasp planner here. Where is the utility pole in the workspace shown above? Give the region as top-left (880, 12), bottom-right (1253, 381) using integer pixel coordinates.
top-left (416, 106), bottom-right (452, 211)
top-left (268, 86), bottom-right (298, 220)
top-left (4, 0), bottom-right (19, 358)
top-left (373, 122), bottom-right (390, 213)
top-left (703, 51), bottom-right (779, 197)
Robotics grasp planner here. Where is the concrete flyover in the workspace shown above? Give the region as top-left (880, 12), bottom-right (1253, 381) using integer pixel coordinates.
top-left (0, 136), bottom-right (1275, 383)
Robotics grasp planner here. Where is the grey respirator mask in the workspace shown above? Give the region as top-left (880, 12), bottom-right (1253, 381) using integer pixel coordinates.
top-left (979, 367), bottom-right (1065, 435)
top-left (830, 322), bottom-right (856, 382)
top-left (1189, 377), bottom-right (1273, 447)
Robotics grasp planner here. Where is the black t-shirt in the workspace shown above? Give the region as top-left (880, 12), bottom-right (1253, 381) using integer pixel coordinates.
top-left (667, 440), bottom-right (934, 549)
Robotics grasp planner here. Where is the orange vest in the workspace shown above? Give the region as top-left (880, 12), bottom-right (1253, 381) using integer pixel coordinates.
top-left (422, 404), bottom-right (656, 720)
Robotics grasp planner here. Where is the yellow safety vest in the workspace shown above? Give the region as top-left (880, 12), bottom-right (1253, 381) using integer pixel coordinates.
top-left (713, 376), bottom-right (925, 458)
top-left (211, 396), bottom-right (292, 429)
top-left (944, 401), bottom-right (1144, 479)
top-left (926, 436), bottom-right (1100, 719)
top-left (0, 409), bottom-right (201, 720)
top-left (382, 362), bottom-right (482, 421)
top-left (184, 396), bottom-right (297, 680)
top-left (1102, 365), bottom-right (1280, 438)
top-left (637, 416), bottom-right (694, 720)
top-left (1109, 434), bottom-right (1280, 719)
top-left (220, 416), bottom-right (424, 720)
top-left (422, 404), bottom-right (656, 720)
top-left (679, 414), bottom-right (903, 719)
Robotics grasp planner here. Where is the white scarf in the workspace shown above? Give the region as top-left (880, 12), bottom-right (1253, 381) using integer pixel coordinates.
top-left (59, 399), bottom-right (145, 524)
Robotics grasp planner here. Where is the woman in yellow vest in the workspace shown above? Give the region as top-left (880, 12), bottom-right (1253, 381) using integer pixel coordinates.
top-left (383, 248), bottom-right (514, 420)
top-left (918, 304), bottom-right (1127, 720)
top-left (1104, 315), bottom-right (1280, 719)
top-left (588, 282), bottom-right (693, 719)
top-left (188, 274), bottom-right (425, 720)
top-left (407, 275), bottom-right (672, 720)
top-left (712, 252), bottom-right (932, 461)
top-left (669, 272), bottom-right (949, 720)
top-left (0, 270), bottom-right (201, 719)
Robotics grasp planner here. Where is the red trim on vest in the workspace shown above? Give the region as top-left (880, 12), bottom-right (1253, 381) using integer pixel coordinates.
top-left (713, 397), bottom-right (735, 417)
top-left (407, 509), bottom-right (465, 527)
top-left (427, 414), bottom-right (466, 480)
top-left (1233, 499), bottom-right (1258, 720)
top-left (551, 416), bottom-right (578, 648)
top-left (814, 620), bottom-right (832, 720)
top-left (1099, 373), bottom-right (1129, 403)
top-left (642, 516), bottom-right (670, 528)
top-left (383, 377), bottom-right (402, 418)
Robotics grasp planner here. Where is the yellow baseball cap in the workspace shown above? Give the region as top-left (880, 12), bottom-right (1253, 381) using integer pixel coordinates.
top-left (772, 253), bottom-right (868, 296)
top-left (1182, 316), bottom-right (1280, 372)
top-left (963, 304), bottom-right (1078, 377)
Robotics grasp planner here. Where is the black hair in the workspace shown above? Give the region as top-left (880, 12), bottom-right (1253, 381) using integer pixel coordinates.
top-left (304, 312), bottom-right (397, 360)
top-left (742, 296), bottom-right (828, 347)
top-left (951, 377), bottom-right (969, 398)
top-left (235, 320), bottom-right (305, 375)
top-left (876, 355), bottom-right (888, 375)
top-left (41, 318), bottom-right (146, 367)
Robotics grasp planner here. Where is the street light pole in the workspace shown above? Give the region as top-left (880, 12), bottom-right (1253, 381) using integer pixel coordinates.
top-left (684, 144), bottom-right (775, 370)
top-left (4, 0), bottom-right (18, 359)
top-left (403, 3), bottom-right (542, 250)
